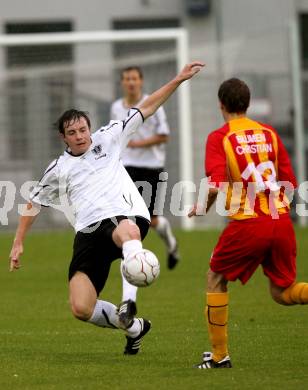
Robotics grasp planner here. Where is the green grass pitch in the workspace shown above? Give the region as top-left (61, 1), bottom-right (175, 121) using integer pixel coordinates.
top-left (0, 227), bottom-right (308, 389)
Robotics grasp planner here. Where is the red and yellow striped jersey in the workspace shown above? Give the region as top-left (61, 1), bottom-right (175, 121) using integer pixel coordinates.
top-left (205, 117), bottom-right (297, 220)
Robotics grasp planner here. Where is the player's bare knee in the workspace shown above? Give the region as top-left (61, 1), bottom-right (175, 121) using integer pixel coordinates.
top-left (126, 220), bottom-right (141, 240)
top-left (70, 301), bottom-right (94, 321)
top-left (113, 219), bottom-right (141, 246)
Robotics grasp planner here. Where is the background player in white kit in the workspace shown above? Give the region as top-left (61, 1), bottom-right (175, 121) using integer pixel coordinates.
top-left (111, 66), bottom-right (180, 272)
top-left (9, 61), bottom-right (204, 356)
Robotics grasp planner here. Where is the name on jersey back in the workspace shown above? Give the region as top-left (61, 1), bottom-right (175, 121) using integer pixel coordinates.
top-left (235, 133), bottom-right (272, 155)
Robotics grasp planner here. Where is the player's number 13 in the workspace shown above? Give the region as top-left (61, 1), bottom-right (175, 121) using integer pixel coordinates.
top-left (241, 161), bottom-right (280, 192)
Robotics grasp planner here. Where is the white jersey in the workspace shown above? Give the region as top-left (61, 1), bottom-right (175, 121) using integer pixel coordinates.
top-left (110, 95), bottom-right (170, 168)
top-left (30, 109), bottom-right (150, 232)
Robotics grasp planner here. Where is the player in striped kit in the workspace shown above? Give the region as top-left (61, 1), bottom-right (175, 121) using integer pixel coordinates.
top-left (189, 78), bottom-right (308, 368)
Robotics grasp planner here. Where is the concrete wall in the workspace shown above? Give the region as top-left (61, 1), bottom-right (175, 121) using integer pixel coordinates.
top-left (0, 0), bottom-right (182, 30)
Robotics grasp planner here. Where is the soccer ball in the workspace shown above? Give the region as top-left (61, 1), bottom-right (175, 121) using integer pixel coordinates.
top-left (122, 249), bottom-right (160, 287)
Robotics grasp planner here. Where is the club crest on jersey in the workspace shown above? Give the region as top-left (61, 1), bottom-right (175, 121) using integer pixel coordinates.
top-left (92, 144), bottom-right (106, 159)
top-left (92, 145), bottom-right (102, 155)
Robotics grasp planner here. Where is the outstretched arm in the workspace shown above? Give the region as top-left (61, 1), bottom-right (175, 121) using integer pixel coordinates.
top-left (9, 203), bottom-right (39, 272)
top-left (138, 61), bottom-right (204, 120)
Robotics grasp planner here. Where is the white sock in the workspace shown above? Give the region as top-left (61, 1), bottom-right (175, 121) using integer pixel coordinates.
top-left (155, 216), bottom-right (176, 252)
top-left (122, 239), bottom-right (143, 259)
top-left (120, 260), bottom-right (138, 302)
top-left (88, 300), bottom-right (119, 329)
top-left (126, 318), bottom-right (142, 338)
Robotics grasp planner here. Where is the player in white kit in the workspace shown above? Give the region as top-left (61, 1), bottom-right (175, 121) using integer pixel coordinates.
top-left (9, 61), bottom-right (204, 356)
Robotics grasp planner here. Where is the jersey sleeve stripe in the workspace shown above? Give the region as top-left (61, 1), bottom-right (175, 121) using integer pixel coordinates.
top-left (37, 158), bottom-right (59, 185)
top-left (29, 184), bottom-right (51, 207)
top-left (100, 122), bottom-right (118, 132)
top-left (123, 108), bottom-right (144, 131)
top-left (44, 158), bottom-right (59, 175)
top-left (131, 107), bottom-right (144, 122)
